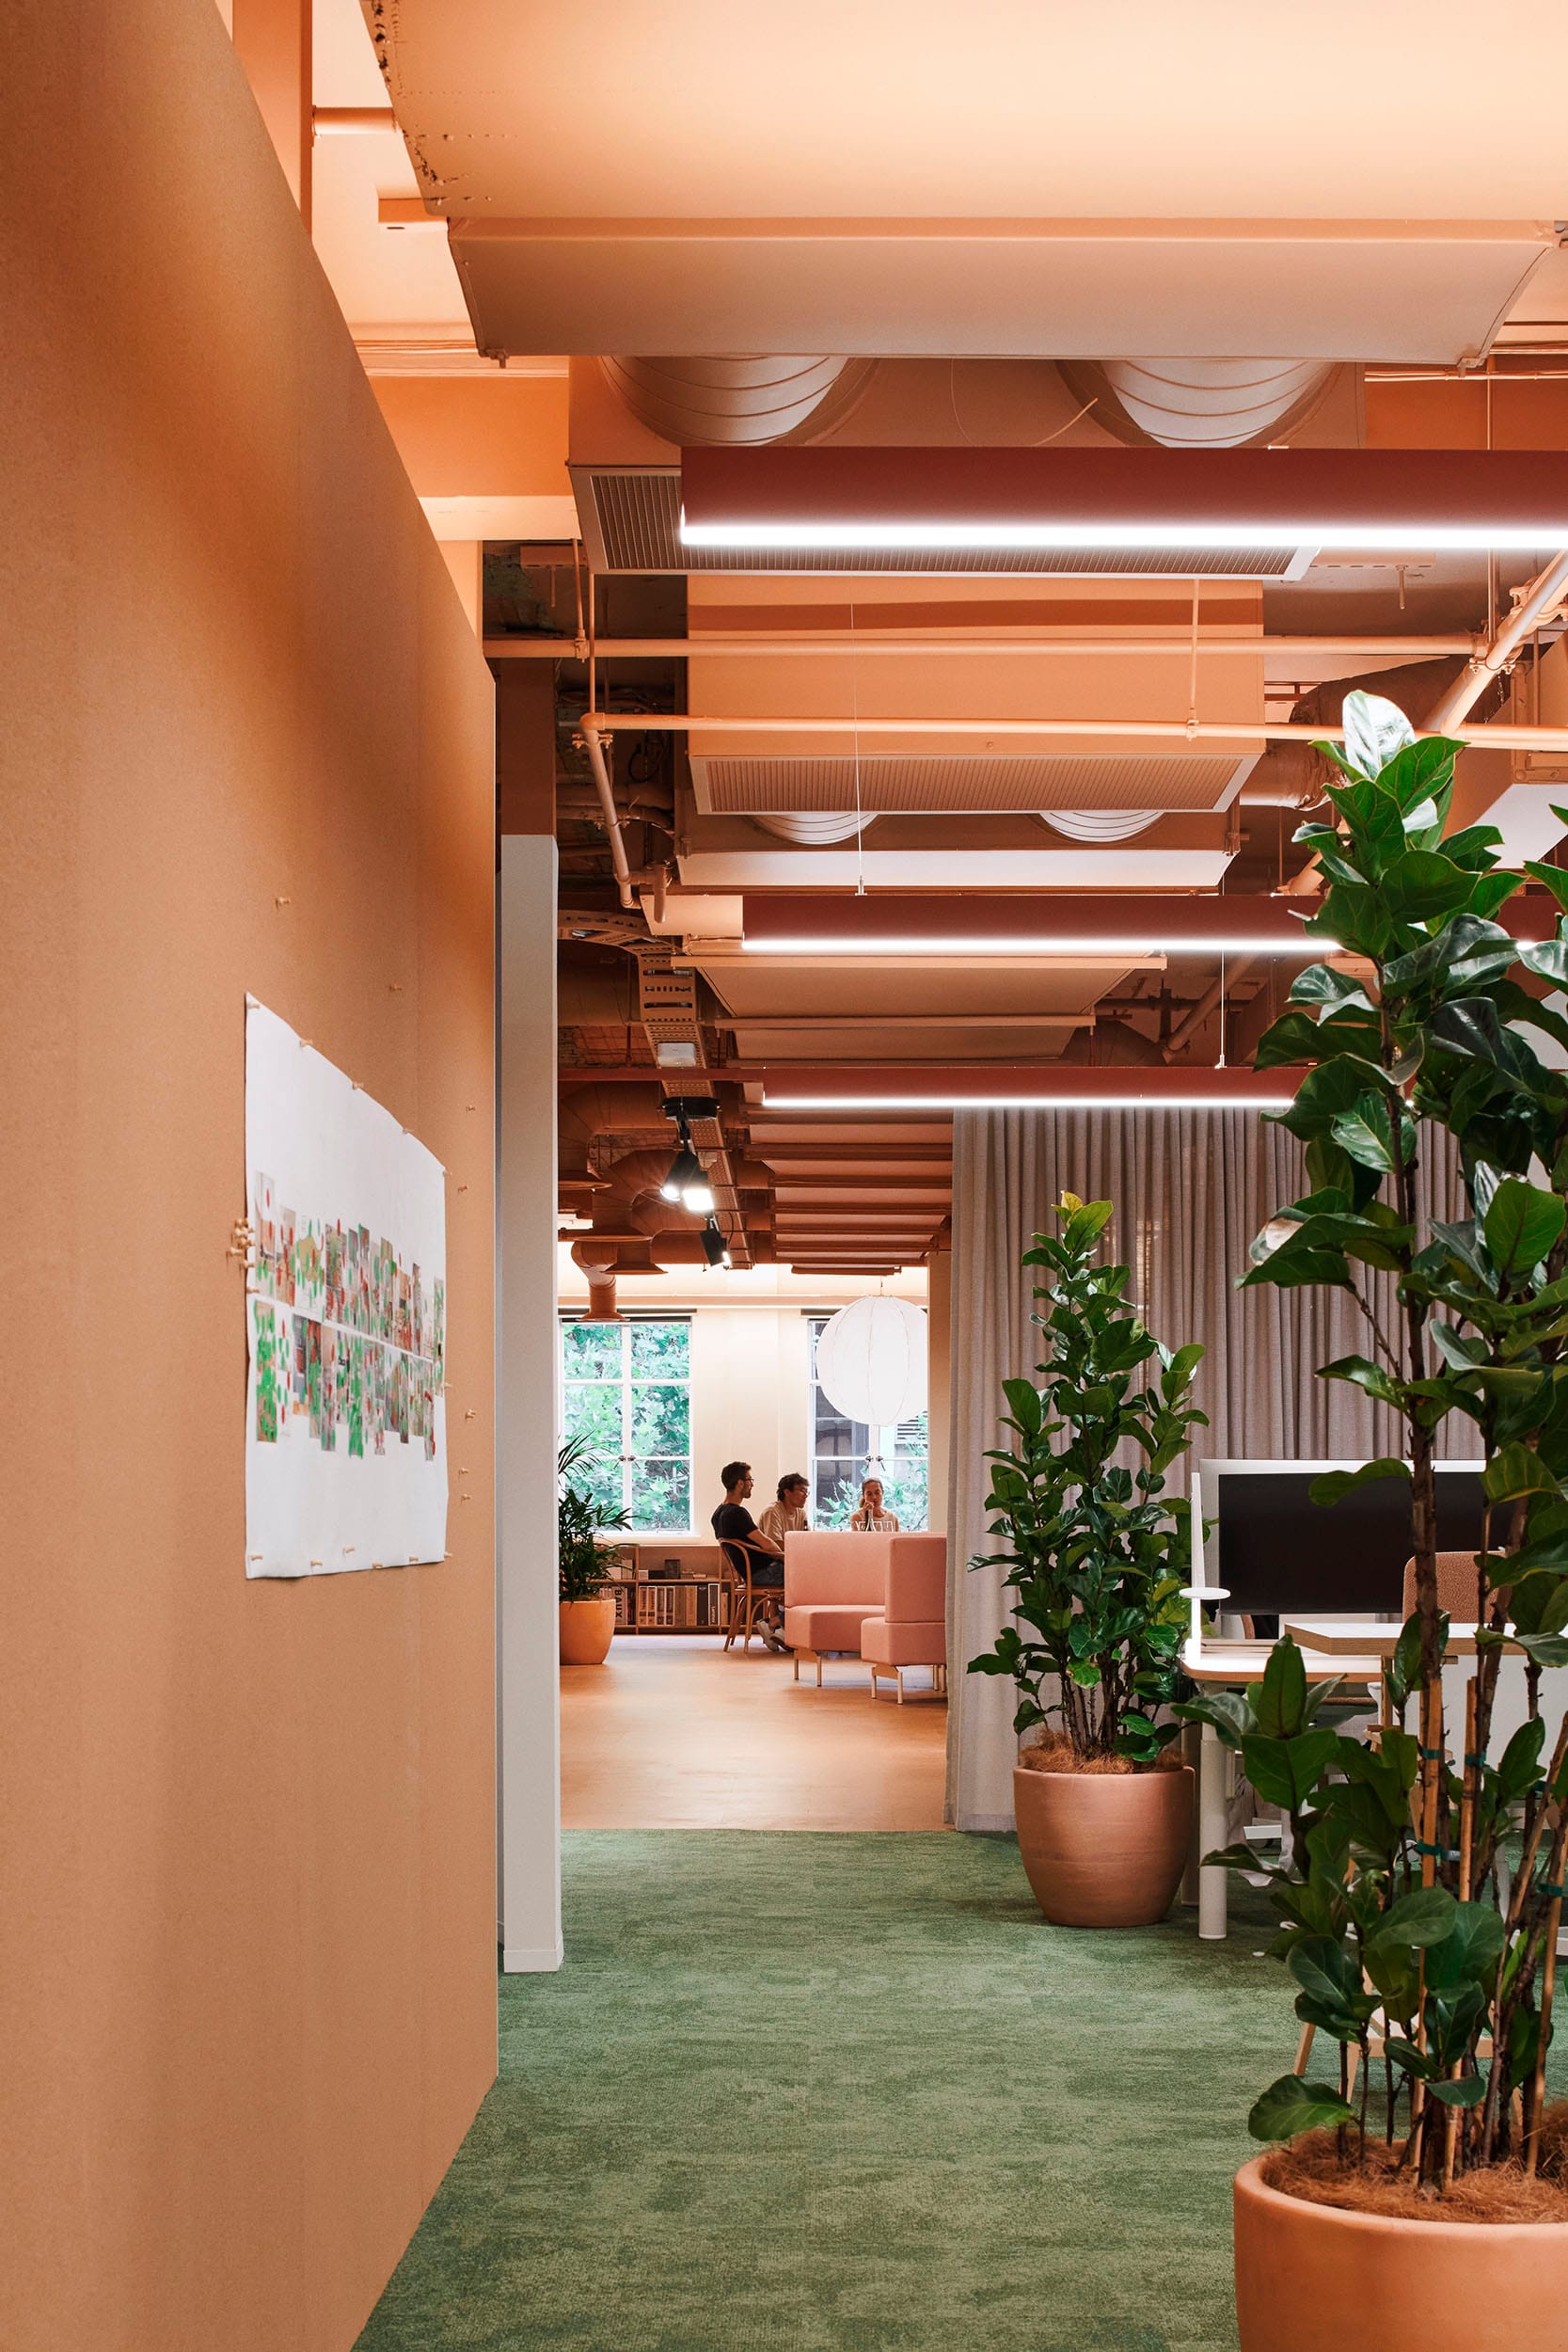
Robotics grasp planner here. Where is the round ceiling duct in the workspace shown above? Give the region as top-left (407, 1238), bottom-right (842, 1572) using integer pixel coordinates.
top-left (1037, 808), bottom-right (1163, 843)
top-left (1059, 358), bottom-right (1336, 449)
top-left (600, 355), bottom-right (876, 446)
top-left (750, 811), bottom-right (875, 845)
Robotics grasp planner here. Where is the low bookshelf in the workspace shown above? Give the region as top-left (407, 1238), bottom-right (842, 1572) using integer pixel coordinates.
top-left (606, 1540), bottom-right (734, 1636)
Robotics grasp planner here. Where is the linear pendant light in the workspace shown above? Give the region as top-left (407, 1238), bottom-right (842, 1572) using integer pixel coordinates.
top-left (680, 446), bottom-right (1568, 555)
top-left (757, 1065), bottom-right (1310, 1109)
top-left (736, 890), bottom-right (1559, 960)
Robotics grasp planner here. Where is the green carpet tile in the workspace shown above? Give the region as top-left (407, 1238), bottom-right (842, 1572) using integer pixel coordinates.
top-left (354, 1832), bottom-right (1310, 2352)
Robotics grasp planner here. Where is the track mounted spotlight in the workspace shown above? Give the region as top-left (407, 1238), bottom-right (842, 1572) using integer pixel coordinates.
top-left (658, 1143), bottom-right (703, 1204)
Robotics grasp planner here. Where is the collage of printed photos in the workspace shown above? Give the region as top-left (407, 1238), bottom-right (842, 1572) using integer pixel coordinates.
top-left (249, 1173), bottom-right (445, 1461)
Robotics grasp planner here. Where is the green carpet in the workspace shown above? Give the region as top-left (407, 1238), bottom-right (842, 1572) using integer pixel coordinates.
top-left (356, 1832), bottom-right (1297, 2352)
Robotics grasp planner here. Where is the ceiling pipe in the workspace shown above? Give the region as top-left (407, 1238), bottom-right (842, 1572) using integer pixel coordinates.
top-left (1426, 551), bottom-right (1568, 733)
top-left (577, 718), bottom-right (672, 910)
top-left (578, 708), bottom-right (1568, 755)
top-left (311, 106), bottom-right (398, 135)
top-left (1163, 957), bottom-right (1257, 1060)
top-left (486, 632), bottom-right (1480, 661)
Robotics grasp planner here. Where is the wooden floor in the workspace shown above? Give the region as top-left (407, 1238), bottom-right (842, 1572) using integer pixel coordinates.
top-left (561, 1634), bottom-right (949, 1830)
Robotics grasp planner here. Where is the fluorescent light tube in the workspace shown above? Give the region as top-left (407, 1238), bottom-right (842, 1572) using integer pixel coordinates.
top-left (681, 518), bottom-right (1562, 553)
top-left (741, 935), bottom-right (1339, 959)
top-left (761, 1091), bottom-right (1300, 1110)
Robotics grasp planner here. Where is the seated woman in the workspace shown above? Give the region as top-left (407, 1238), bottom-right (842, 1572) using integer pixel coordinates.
top-left (849, 1475), bottom-right (900, 1533)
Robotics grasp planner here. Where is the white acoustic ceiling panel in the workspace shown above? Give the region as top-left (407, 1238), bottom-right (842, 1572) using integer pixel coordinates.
top-left (459, 223), bottom-right (1554, 363)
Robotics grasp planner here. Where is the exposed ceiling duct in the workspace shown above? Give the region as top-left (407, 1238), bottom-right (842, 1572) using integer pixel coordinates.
top-left (1038, 807), bottom-right (1164, 841)
top-left (598, 356), bottom-right (876, 445)
top-left (749, 811), bottom-right (875, 844)
top-left (1240, 656), bottom-right (1471, 808)
top-left (1059, 358), bottom-right (1340, 448)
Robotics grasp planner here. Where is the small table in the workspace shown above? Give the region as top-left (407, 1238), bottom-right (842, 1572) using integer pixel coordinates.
top-left (1181, 1640), bottom-right (1384, 1941)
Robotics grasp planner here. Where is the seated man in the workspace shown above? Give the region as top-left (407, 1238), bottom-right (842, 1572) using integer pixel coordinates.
top-left (758, 1471), bottom-right (810, 1547)
top-left (711, 1459), bottom-right (787, 1652)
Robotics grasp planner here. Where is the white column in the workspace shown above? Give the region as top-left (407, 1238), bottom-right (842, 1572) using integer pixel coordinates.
top-left (498, 835), bottom-right (562, 1971)
top-left (926, 1244), bottom-right (951, 1535)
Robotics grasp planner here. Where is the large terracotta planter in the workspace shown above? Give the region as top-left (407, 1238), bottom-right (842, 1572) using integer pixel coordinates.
top-left (559, 1597), bottom-right (616, 1666)
top-left (1234, 2154), bottom-right (1568, 2352)
top-left (1011, 1761), bottom-right (1193, 1927)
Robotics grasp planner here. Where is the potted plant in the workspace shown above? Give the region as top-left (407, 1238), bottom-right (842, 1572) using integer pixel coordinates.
top-left (558, 1435), bottom-right (628, 1665)
top-left (968, 1192), bottom-right (1206, 1926)
top-left (1177, 691), bottom-right (1568, 2351)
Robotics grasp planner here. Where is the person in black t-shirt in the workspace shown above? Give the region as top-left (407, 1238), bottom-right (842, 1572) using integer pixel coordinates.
top-left (710, 1460), bottom-right (787, 1652)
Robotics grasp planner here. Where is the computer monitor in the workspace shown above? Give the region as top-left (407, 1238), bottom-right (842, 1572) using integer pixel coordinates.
top-left (1195, 1458), bottom-right (1487, 1617)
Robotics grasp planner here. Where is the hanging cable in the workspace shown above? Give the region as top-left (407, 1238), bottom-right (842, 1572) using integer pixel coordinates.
top-left (850, 596), bottom-right (865, 897)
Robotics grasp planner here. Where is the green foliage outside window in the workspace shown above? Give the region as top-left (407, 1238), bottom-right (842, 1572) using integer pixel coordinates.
top-left (562, 1317), bottom-right (692, 1533)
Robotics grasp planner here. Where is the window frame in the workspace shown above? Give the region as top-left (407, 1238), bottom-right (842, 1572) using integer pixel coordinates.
top-left (805, 1313), bottom-right (928, 1531)
top-left (559, 1312), bottom-right (694, 1535)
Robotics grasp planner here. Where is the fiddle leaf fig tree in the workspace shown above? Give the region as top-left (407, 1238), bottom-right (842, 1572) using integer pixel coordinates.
top-left (968, 1193), bottom-right (1206, 1765)
top-left (1180, 690), bottom-right (1568, 2189)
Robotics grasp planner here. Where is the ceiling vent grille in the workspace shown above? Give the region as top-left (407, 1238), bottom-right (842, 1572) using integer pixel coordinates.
top-left (692, 753), bottom-right (1249, 815)
top-left (571, 467), bottom-right (1306, 579)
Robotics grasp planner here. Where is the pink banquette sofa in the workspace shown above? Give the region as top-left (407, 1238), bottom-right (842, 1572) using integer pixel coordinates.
top-left (783, 1530), bottom-right (947, 1698)
top-left (861, 1534), bottom-right (948, 1703)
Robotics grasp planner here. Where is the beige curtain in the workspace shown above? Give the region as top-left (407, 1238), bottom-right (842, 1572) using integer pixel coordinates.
top-left (945, 1107), bottom-right (1475, 1830)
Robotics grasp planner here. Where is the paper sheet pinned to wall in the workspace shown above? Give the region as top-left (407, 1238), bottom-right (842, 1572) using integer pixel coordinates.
top-left (244, 1001), bottom-right (448, 1578)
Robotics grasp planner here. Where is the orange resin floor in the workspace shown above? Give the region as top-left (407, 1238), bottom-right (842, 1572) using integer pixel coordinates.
top-left (561, 1634), bottom-right (949, 1830)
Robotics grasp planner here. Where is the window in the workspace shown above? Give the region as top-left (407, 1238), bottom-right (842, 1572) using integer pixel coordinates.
top-left (561, 1317), bottom-right (692, 1533)
top-left (807, 1316), bottom-right (928, 1530)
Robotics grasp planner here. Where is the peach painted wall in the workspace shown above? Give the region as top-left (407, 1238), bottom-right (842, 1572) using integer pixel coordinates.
top-left (2, 6), bottom-right (498, 2350)
top-left (372, 374), bottom-right (571, 497)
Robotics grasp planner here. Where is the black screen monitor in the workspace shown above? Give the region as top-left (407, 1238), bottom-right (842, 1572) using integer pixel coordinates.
top-left (1200, 1459), bottom-right (1487, 1617)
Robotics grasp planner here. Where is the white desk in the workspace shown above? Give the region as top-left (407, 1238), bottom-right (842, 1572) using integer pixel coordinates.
top-left (1284, 1614), bottom-right (1485, 1658)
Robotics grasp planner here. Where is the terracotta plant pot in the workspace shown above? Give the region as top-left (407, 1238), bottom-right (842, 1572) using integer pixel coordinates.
top-left (558, 1596), bottom-right (617, 1666)
top-left (1011, 1760), bottom-right (1194, 1927)
top-left (1233, 2154), bottom-right (1568, 2352)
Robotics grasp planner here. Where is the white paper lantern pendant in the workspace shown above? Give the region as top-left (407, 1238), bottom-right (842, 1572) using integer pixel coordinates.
top-left (814, 1295), bottom-right (928, 1430)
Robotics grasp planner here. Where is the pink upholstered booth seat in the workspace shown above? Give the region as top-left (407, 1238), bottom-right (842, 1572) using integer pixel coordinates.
top-left (784, 1531), bottom-right (890, 1677)
top-left (862, 1535), bottom-right (948, 1701)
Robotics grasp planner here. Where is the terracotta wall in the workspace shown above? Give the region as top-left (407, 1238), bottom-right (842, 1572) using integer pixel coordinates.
top-left (372, 374), bottom-right (571, 497)
top-left (2, 5), bottom-right (497, 2348)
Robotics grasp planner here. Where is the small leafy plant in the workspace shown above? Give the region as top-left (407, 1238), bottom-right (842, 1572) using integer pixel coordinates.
top-left (1180, 690), bottom-right (1568, 2191)
top-left (559, 1434), bottom-right (628, 1603)
top-left (968, 1193), bottom-right (1206, 1766)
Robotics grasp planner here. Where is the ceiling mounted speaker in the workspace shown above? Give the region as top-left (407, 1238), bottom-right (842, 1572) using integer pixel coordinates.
top-left (750, 811), bottom-right (874, 845)
top-left (814, 1296), bottom-right (927, 1428)
top-left (1037, 808), bottom-right (1163, 843)
top-left (1059, 358), bottom-right (1337, 450)
top-left (599, 356), bottom-right (876, 447)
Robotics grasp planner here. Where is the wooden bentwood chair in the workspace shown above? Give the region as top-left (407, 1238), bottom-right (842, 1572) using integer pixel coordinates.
top-left (720, 1539), bottom-right (779, 1652)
